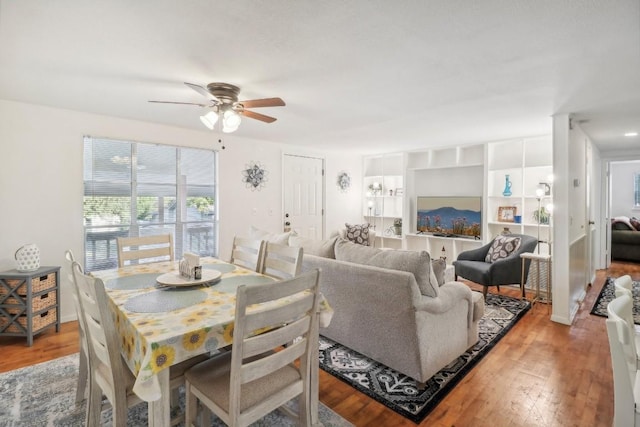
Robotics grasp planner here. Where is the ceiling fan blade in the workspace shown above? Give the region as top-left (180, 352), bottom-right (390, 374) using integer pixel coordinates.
top-left (148, 100), bottom-right (208, 107)
top-left (238, 98), bottom-right (286, 109)
top-left (240, 109), bottom-right (277, 123)
top-left (184, 82), bottom-right (219, 102)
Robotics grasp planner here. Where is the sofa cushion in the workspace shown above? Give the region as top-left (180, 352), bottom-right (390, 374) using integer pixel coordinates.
top-left (288, 235), bottom-right (337, 259)
top-left (431, 258), bottom-right (446, 286)
top-left (485, 235), bottom-right (521, 263)
top-left (334, 238), bottom-right (438, 297)
top-left (249, 226), bottom-right (292, 245)
top-left (344, 223), bottom-right (371, 246)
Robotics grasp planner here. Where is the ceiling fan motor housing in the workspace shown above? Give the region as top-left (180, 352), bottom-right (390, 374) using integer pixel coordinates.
top-left (206, 82), bottom-right (240, 104)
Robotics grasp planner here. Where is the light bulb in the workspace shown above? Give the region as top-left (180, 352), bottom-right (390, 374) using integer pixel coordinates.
top-left (546, 203), bottom-right (554, 213)
top-left (535, 188), bottom-right (545, 198)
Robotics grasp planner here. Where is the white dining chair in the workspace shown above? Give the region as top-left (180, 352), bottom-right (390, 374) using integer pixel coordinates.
top-left (261, 242), bottom-right (303, 280)
top-left (184, 268), bottom-right (321, 427)
top-left (70, 261), bottom-right (206, 426)
top-left (230, 236), bottom-right (265, 272)
top-left (606, 294), bottom-right (640, 426)
top-left (116, 234), bottom-right (174, 267)
top-left (64, 249), bottom-right (89, 404)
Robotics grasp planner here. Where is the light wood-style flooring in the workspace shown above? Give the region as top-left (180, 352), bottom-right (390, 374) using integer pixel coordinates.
top-left (2, 261), bottom-right (639, 426)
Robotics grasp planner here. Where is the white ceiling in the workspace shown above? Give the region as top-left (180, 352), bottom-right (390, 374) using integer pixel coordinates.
top-left (1, 1), bottom-right (639, 155)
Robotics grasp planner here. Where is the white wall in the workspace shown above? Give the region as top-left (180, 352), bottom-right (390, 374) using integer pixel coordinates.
top-left (0, 99), bottom-right (362, 323)
top-left (610, 161), bottom-right (640, 218)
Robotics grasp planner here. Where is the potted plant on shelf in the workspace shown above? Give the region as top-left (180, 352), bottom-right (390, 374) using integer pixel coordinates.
top-left (533, 206), bottom-right (550, 225)
top-left (393, 218), bottom-right (402, 236)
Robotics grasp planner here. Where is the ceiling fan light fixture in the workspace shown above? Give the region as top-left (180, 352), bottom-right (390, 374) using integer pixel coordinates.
top-left (200, 111), bottom-right (219, 130)
top-left (222, 109), bottom-right (241, 133)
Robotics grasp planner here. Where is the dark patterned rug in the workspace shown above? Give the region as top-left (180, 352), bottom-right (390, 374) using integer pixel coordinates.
top-left (0, 354), bottom-right (353, 427)
top-left (590, 277), bottom-right (640, 324)
top-left (319, 292), bottom-right (530, 424)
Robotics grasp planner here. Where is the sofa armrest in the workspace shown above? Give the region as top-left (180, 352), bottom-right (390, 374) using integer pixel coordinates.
top-left (414, 281), bottom-right (475, 328)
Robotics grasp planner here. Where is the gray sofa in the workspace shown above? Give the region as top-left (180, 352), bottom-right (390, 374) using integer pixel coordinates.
top-left (295, 237), bottom-right (484, 383)
top-left (611, 219), bottom-right (640, 262)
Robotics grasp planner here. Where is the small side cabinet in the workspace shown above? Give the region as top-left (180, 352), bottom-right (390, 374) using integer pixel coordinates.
top-left (0, 266), bottom-right (60, 346)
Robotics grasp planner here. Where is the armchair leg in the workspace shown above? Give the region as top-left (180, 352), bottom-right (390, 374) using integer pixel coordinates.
top-left (483, 286), bottom-right (488, 298)
top-left (496, 285), bottom-right (500, 292)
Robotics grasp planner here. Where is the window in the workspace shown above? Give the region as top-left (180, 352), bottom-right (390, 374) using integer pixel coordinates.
top-left (83, 136), bottom-right (218, 271)
top-left (635, 173), bottom-right (640, 207)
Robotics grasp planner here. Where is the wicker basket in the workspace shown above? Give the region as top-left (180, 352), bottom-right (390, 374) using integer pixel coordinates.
top-left (0, 272), bottom-right (56, 296)
top-left (4, 290), bottom-right (57, 314)
top-left (0, 309), bottom-right (57, 333)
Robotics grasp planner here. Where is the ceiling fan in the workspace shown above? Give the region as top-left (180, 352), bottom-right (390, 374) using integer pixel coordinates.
top-left (149, 82), bottom-right (285, 133)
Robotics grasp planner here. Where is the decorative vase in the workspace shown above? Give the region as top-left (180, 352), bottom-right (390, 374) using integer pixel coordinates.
top-left (501, 227), bottom-right (511, 235)
top-left (502, 175), bottom-right (512, 196)
top-left (15, 243), bottom-right (40, 272)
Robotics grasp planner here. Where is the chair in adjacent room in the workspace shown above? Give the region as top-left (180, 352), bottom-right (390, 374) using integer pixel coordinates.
top-left (453, 234), bottom-right (538, 297)
top-left (116, 234), bottom-right (174, 267)
top-left (229, 236), bottom-right (265, 272)
top-left (184, 268), bottom-right (321, 427)
top-left (261, 242), bottom-right (303, 280)
top-left (606, 294), bottom-right (640, 426)
top-left (70, 261), bottom-right (206, 426)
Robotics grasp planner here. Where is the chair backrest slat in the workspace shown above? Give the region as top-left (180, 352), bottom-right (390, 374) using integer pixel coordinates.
top-left (117, 234), bottom-right (174, 267)
top-left (230, 237), bottom-right (265, 272)
top-left (261, 243), bottom-right (303, 280)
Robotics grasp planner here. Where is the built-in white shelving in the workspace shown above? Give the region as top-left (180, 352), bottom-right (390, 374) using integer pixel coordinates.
top-left (360, 137), bottom-right (552, 257)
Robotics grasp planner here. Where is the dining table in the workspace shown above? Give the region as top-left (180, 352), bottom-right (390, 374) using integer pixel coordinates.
top-left (91, 257), bottom-right (333, 427)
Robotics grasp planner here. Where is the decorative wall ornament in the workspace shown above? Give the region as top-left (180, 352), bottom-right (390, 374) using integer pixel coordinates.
top-left (337, 171), bottom-right (351, 192)
top-left (242, 161), bottom-right (268, 191)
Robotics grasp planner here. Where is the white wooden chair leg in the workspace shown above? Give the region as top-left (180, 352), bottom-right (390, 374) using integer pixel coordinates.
top-left (75, 346), bottom-right (88, 403)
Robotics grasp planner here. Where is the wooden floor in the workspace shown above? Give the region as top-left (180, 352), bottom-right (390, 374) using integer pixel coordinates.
top-left (2, 261), bottom-right (639, 426)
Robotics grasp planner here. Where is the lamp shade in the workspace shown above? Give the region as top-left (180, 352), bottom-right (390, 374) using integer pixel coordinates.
top-left (222, 110), bottom-right (241, 133)
top-left (199, 111), bottom-right (218, 130)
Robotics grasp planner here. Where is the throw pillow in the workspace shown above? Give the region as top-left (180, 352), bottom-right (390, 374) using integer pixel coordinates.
top-left (334, 238), bottom-right (438, 297)
top-left (485, 235), bottom-right (522, 263)
top-left (431, 258), bottom-right (446, 286)
top-left (248, 225), bottom-right (292, 245)
top-left (631, 217), bottom-right (640, 231)
top-left (288, 235), bottom-right (338, 259)
top-left (344, 223), bottom-right (371, 246)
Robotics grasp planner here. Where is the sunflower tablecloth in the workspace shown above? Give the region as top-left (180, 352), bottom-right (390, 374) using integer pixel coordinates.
top-left (92, 257), bottom-right (332, 402)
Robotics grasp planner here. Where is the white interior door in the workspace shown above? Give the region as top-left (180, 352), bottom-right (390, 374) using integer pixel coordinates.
top-left (283, 154), bottom-right (324, 239)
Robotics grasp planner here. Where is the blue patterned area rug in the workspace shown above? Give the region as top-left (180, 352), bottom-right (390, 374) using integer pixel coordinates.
top-left (590, 277), bottom-right (640, 324)
top-left (319, 292), bottom-right (530, 424)
top-left (0, 354), bottom-right (352, 427)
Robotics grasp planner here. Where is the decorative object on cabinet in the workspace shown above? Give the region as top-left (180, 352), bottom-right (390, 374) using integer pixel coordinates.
top-left (440, 246), bottom-right (447, 262)
top-left (337, 171), bottom-right (351, 192)
top-left (393, 218), bottom-right (402, 236)
top-left (0, 266), bottom-right (60, 346)
top-left (368, 182), bottom-right (382, 196)
top-left (533, 206), bottom-right (550, 225)
top-left (14, 243), bottom-right (40, 272)
top-left (502, 174), bottom-right (513, 196)
top-left (497, 206), bottom-right (517, 222)
top-left (241, 161), bottom-right (268, 190)
top-left (501, 227), bottom-right (512, 235)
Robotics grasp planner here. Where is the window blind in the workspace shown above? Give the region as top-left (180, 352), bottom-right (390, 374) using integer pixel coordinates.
top-left (83, 137), bottom-right (217, 271)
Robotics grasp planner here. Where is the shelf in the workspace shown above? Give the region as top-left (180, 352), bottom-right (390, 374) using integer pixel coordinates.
top-left (406, 233), bottom-right (482, 243)
top-left (407, 162), bottom-right (483, 171)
